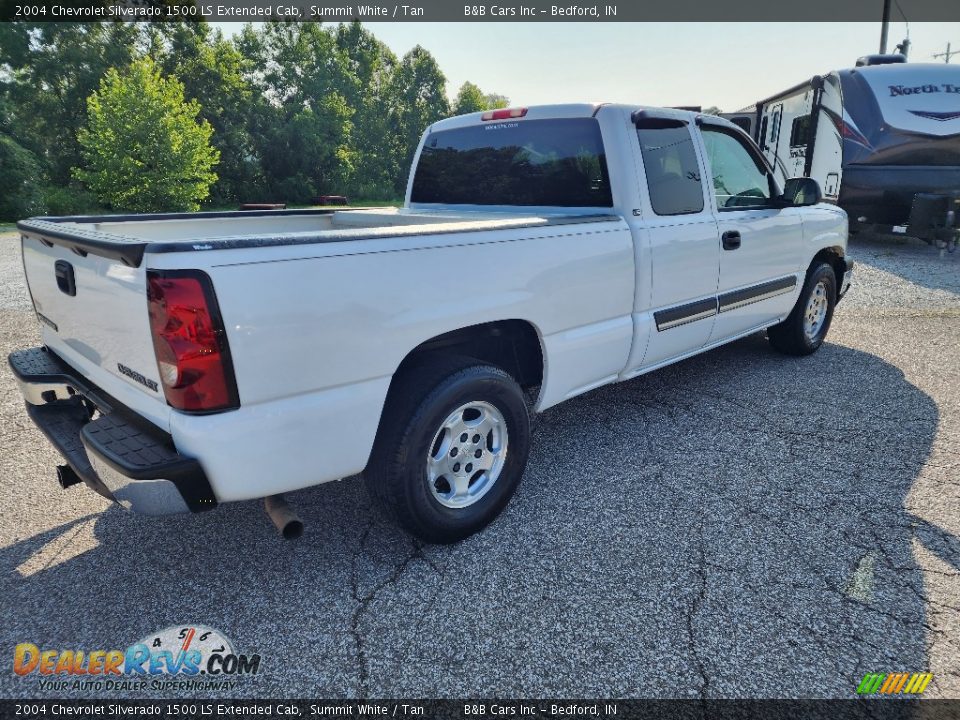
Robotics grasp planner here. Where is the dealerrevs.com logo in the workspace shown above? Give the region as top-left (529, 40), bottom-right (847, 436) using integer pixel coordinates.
top-left (13, 625), bottom-right (261, 692)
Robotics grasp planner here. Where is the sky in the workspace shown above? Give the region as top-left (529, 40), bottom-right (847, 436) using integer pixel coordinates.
top-left (214, 22), bottom-right (960, 112)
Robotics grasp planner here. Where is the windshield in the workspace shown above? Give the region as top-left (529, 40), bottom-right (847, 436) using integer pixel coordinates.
top-left (411, 118), bottom-right (613, 207)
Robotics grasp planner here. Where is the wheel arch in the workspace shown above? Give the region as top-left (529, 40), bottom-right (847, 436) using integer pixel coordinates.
top-left (809, 245), bottom-right (846, 298)
top-left (361, 319), bottom-right (545, 478)
top-left (391, 319), bottom-right (546, 393)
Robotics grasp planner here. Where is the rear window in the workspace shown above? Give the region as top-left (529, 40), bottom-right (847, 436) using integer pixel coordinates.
top-left (411, 118), bottom-right (613, 207)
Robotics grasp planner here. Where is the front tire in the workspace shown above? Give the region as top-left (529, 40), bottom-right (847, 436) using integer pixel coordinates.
top-left (365, 356), bottom-right (531, 543)
top-left (768, 262), bottom-right (837, 356)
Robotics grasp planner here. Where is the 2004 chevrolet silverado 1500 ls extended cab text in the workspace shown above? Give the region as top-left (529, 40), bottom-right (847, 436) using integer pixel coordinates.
top-left (10, 104), bottom-right (852, 542)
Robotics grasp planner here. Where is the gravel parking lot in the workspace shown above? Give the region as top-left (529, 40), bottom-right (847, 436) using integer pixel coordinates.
top-left (1, 231), bottom-right (958, 699)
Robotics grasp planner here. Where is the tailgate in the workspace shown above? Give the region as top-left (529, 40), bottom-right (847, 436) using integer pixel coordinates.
top-left (20, 235), bottom-right (170, 430)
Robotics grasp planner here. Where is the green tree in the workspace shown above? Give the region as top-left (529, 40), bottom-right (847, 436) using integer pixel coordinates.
top-left (0, 73), bottom-right (45, 219)
top-left (152, 23), bottom-right (256, 203)
top-left (0, 23), bottom-right (140, 186)
top-left (452, 82), bottom-right (511, 116)
top-left (235, 22), bottom-right (354, 202)
top-left (73, 57), bottom-right (219, 212)
top-left (335, 21), bottom-right (401, 199)
top-left (0, 134), bottom-right (44, 219)
top-left (392, 46), bottom-right (450, 189)
top-left (452, 82), bottom-right (486, 115)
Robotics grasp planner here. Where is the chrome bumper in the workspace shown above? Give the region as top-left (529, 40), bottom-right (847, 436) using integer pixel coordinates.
top-left (88, 453), bottom-right (191, 515)
top-left (9, 346), bottom-right (216, 516)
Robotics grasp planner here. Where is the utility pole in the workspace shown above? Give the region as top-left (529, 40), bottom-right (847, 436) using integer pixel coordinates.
top-left (933, 42), bottom-right (957, 63)
top-left (880, 0), bottom-right (891, 53)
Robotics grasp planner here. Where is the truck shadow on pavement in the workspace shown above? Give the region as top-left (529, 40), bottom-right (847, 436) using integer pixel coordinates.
top-left (0, 334), bottom-right (943, 699)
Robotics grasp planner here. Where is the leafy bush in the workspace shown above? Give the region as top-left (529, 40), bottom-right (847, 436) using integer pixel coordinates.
top-left (0, 135), bottom-right (45, 220)
top-left (350, 182), bottom-right (399, 203)
top-left (272, 174), bottom-right (316, 206)
top-left (73, 57), bottom-right (219, 213)
top-left (42, 186), bottom-right (102, 216)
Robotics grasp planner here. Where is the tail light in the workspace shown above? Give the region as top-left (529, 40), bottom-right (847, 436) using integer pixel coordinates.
top-left (481, 107), bottom-right (527, 121)
top-left (146, 270), bottom-right (239, 412)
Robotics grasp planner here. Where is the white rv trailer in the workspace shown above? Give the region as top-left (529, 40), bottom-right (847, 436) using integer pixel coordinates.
top-left (724, 55), bottom-right (960, 246)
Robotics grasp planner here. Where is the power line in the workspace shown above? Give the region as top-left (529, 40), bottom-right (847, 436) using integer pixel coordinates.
top-left (932, 42), bottom-right (957, 63)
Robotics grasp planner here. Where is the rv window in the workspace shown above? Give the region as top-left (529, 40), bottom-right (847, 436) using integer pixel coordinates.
top-left (789, 115), bottom-right (812, 147)
top-left (758, 116), bottom-right (769, 149)
top-left (770, 110), bottom-right (782, 145)
top-left (701, 127), bottom-right (774, 210)
top-left (730, 117), bottom-right (752, 134)
top-left (636, 122), bottom-right (704, 216)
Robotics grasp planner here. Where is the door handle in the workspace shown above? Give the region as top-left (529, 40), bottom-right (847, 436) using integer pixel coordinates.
top-left (54, 260), bottom-right (76, 296)
top-left (722, 230), bottom-right (741, 251)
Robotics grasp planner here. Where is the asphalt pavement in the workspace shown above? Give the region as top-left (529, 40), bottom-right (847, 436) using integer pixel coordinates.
top-left (0, 231), bottom-right (958, 699)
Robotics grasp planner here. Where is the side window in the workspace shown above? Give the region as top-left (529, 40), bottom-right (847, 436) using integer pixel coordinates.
top-left (790, 114), bottom-right (812, 147)
top-left (758, 116), bottom-right (769, 149)
top-left (636, 121), bottom-right (704, 216)
top-left (701, 127), bottom-right (775, 210)
top-left (769, 109), bottom-right (782, 147)
top-left (730, 117), bottom-right (752, 134)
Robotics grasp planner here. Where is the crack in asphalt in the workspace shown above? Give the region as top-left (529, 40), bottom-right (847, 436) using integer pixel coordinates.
top-left (631, 379), bottom-right (949, 695)
top-left (686, 504), bottom-right (710, 700)
top-left (348, 517), bottom-right (442, 697)
top-left (349, 516), bottom-right (375, 697)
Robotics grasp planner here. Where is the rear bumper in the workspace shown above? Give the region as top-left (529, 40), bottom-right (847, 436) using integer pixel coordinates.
top-left (840, 165), bottom-right (960, 229)
top-left (8, 347), bottom-right (216, 515)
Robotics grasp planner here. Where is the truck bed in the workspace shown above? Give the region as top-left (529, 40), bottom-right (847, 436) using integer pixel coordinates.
top-left (18, 208), bottom-right (618, 267)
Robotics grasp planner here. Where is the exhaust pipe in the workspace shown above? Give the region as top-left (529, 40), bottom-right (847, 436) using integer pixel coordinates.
top-left (57, 464), bottom-right (82, 489)
top-left (264, 494), bottom-right (304, 540)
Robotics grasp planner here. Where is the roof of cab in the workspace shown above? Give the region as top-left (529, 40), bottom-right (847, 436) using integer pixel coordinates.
top-left (428, 102), bottom-right (739, 133)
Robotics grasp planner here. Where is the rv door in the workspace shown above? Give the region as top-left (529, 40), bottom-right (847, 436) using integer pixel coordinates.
top-left (760, 102), bottom-right (787, 185)
top-left (809, 73), bottom-right (845, 201)
top-left (768, 105), bottom-right (782, 162)
top-left (760, 103), bottom-right (785, 180)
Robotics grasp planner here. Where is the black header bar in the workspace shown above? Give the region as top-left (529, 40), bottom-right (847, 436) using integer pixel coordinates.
top-left (2, 699), bottom-right (960, 719)
top-left (2, 0), bottom-right (959, 22)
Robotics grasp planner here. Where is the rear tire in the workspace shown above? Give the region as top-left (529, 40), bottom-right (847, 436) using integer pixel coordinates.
top-left (768, 262), bottom-right (837, 356)
top-left (365, 356), bottom-right (531, 543)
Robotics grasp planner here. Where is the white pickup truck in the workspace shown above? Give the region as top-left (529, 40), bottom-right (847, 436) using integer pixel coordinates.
top-left (10, 104), bottom-right (852, 543)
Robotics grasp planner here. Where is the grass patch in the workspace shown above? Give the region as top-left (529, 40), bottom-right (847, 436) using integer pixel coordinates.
top-left (344, 199), bottom-right (402, 207)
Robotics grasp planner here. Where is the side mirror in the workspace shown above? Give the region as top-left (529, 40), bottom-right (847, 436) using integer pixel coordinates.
top-left (781, 177), bottom-right (823, 207)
